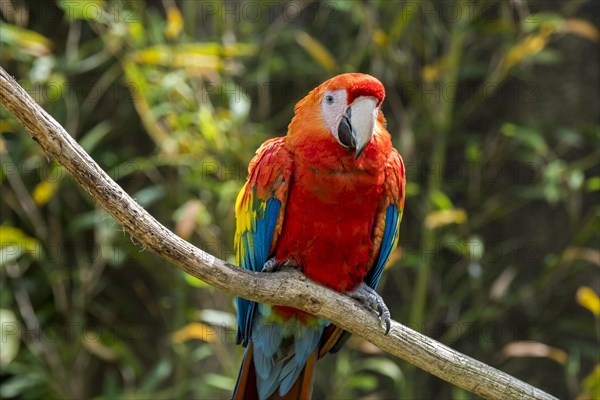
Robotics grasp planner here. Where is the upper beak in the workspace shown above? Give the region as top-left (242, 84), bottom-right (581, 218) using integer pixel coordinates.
top-left (337, 97), bottom-right (377, 158)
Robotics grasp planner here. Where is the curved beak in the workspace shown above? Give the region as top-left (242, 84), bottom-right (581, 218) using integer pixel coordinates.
top-left (337, 97), bottom-right (377, 158)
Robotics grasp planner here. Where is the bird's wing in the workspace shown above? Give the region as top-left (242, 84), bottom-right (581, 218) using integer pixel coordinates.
top-left (364, 148), bottom-right (406, 290)
top-left (235, 137), bottom-right (293, 346)
top-left (321, 149), bottom-right (406, 356)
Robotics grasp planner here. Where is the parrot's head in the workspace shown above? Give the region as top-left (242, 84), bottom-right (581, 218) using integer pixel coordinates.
top-left (288, 73), bottom-right (386, 160)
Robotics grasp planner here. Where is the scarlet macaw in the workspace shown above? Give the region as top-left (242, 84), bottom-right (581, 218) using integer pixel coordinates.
top-left (232, 73), bottom-right (405, 399)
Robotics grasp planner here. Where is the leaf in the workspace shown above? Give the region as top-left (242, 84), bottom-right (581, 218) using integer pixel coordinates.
top-left (175, 200), bottom-right (203, 240)
top-left (128, 43), bottom-right (256, 70)
top-left (358, 358), bottom-right (403, 382)
top-left (140, 360), bottom-right (172, 392)
top-left (171, 322), bottom-right (218, 343)
top-left (184, 273), bottom-right (208, 288)
top-left (501, 341), bottom-right (568, 365)
top-left (563, 247), bottom-right (600, 266)
top-left (501, 123), bottom-right (548, 155)
top-left (132, 186), bottom-right (165, 208)
top-left (430, 189), bottom-right (454, 210)
top-left (197, 309), bottom-right (237, 327)
top-left (32, 180), bottom-right (57, 206)
top-left (0, 24), bottom-right (52, 57)
top-left (579, 364), bottom-right (600, 400)
top-left (0, 226), bottom-right (41, 266)
top-left (164, 5), bottom-right (184, 40)
top-left (424, 209), bottom-right (467, 230)
top-left (503, 30), bottom-right (551, 71)
top-left (81, 332), bottom-right (120, 362)
top-left (421, 57), bottom-right (448, 83)
top-left (576, 287), bottom-right (600, 317)
top-left (490, 268), bottom-right (517, 301)
top-left (347, 374), bottom-right (377, 390)
top-left (0, 309), bottom-right (20, 365)
top-left (204, 373), bottom-right (236, 391)
top-left (522, 12), bottom-right (563, 33)
top-left (0, 374), bottom-right (42, 398)
top-left (79, 121), bottom-right (112, 152)
top-left (586, 177), bottom-right (600, 192)
top-left (295, 31), bottom-right (338, 73)
top-left (58, 0), bottom-right (107, 22)
top-left (563, 19), bottom-right (600, 43)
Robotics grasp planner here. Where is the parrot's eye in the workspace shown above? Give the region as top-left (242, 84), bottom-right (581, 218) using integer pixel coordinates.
top-left (324, 94), bottom-right (335, 105)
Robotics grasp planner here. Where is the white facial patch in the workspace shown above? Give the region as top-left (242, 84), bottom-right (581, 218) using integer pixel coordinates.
top-left (321, 89), bottom-right (348, 142)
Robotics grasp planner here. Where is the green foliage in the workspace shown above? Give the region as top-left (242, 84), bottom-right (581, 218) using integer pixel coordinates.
top-left (1, 1), bottom-right (598, 399)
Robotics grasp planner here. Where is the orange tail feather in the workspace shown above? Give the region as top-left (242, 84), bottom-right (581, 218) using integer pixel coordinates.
top-left (232, 343), bottom-right (258, 400)
top-left (232, 342), bottom-right (320, 400)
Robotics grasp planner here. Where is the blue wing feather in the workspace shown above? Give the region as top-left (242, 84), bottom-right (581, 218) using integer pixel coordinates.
top-left (236, 198), bottom-right (281, 345)
top-left (365, 204), bottom-right (400, 289)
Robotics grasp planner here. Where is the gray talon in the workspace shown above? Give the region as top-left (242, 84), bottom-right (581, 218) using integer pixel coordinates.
top-left (346, 282), bottom-right (392, 334)
top-left (261, 258), bottom-right (279, 273)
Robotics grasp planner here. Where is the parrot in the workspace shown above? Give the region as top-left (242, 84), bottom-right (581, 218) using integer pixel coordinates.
top-left (232, 73), bottom-right (405, 400)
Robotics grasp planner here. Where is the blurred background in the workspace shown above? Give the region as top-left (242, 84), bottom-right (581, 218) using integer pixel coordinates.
top-left (1, 1), bottom-right (598, 399)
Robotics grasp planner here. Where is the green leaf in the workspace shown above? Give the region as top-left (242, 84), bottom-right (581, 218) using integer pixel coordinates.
top-left (522, 12), bottom-right (564, 33)
top-left (204, 373), bottom-right (235, 391)
top-left (184, 273), bottom-right (208, 288)
top-left (586, 176), bottom-right (600, 192)
top-left (0, 374), bottom-right (42, 398)
top-left (140, 360), bottom-right (172, 392)
top-left (430, 189), bottom-right (454, 210)
top-left (79, 121), bottom-right (113, 152)
top-left (358, 358), bottom-right (403, 382)
top-left (347, 374), bottom-right (377, 390)
top-left (58, 0), bottom-right (107, 22)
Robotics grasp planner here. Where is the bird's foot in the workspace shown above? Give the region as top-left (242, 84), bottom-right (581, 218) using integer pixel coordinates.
top-left (346, 282), bottom-right (391, 334)
top-left (261, 258), bottom-right (279, 273)
top-left (261, 258), bottom-right (300, 273)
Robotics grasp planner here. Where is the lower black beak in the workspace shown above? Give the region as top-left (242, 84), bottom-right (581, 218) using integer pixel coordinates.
top-left (338, 108), bottom-right (356, 149)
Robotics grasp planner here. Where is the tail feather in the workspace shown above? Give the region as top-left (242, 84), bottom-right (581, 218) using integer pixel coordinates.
top-left (270, 347), bottom-right (318, 400)
top-left (233, 341), bottom-right (320, 400)
top-left (233, 343), bottom-right (259, 400)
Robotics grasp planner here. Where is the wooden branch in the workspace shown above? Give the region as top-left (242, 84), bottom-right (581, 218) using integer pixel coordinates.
top-left (0, 66), bottom-right (557, 400)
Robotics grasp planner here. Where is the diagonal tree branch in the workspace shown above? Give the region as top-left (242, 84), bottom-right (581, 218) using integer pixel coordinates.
top-left (0, 67), bottom-right (557, 400)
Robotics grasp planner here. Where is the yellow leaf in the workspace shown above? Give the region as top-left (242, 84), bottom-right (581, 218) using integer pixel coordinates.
top-left (164, 6), bottom-right (184, 40)
top-left (372, 29), bottom-right (388, 47)
top-left (0, 226), bottom-right (38, 252)
top-left (295, 31), bottom-right (338, 73)
top-left (0, 226), bottom-right (41, 265)
top-left (424, 209), bottom-right (467, 230)
top-left (421, 57), bottom-right (448, 83)
top-left (578, 364), bottom-right (600, 400)
top-left (0, 119), bottom-right (20, 133)
top-left (503, 32), bottom-right (550, 71)
top-left (501, 341), bottom-right (568, 365)
top-left (32, 180), bottom-right (57, 206)
top-left (576, 287), bottom-right (600, 317)
top-left (172, 322), bottom-right (217, 343)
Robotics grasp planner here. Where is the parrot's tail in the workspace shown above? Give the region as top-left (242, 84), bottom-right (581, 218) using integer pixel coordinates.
top-left (232, 341), bottom-right (319, 400)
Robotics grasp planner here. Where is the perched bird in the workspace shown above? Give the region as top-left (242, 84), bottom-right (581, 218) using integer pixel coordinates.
top-left (233, 73), bottom-right (405, 400)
